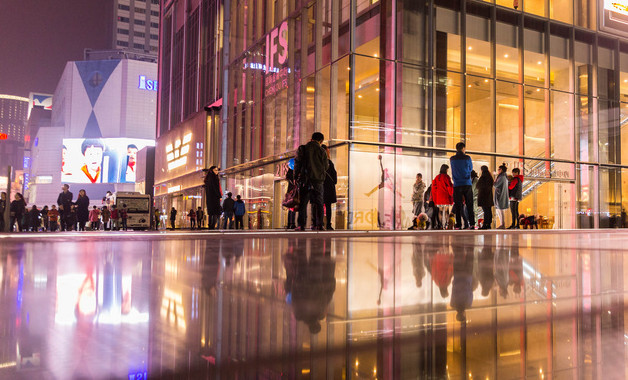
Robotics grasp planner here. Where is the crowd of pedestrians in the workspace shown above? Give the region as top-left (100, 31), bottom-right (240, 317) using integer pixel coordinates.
top-left (410, 142), bottom-right (526, 230)
top-left (1, 184), bottom-right (132, 232)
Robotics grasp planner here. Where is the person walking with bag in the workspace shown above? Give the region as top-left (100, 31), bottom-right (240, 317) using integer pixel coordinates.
top-left (294, 132), bottom-right (329, 231)
top-left (493, 164), bottom-right (509, 229)
top-left (432, 164), bottom-right (454, 229)
top-left (476, 166), bottom-right (494, 229)
top-left (204, 166), bottom-right (222, 230)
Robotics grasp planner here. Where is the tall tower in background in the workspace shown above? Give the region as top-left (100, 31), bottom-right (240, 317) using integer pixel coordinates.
top-left (112, 0), bottom-right (160, 54)
top-left (0, 94), bottom-right (29, 172)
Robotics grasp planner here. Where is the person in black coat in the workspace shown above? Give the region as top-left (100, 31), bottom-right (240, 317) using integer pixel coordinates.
top-left (75, 189), bottom-right (90, 231)
top-left (27, 205), bottom-right (41, 232)
top-left (57, 184), bottom-right (74, 231)
top-left (0, 191), bottom-right (6, 232)
top-left (476, 166), bottom-right (494, 229)
top-left (321, 145), bottom-right (338, 230)
top-left (204, 166), bottom-right (222, 230)
top-left (10, 193), bottom-right (26, 232)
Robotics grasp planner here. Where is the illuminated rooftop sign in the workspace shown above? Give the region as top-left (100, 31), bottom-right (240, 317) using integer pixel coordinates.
top-left (138, 75), bottom-right (158, 91)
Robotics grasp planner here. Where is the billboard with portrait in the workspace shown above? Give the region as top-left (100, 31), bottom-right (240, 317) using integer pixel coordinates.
top-left (61, 138), bottom-right (155, 184)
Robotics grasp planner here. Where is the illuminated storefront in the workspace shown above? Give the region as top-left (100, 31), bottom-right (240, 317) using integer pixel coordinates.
top-left (157, 0), bottom-right (628, 229)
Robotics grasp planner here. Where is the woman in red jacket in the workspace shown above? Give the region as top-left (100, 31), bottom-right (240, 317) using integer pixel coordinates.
top-left (432, 164), bottom-right (454, 229)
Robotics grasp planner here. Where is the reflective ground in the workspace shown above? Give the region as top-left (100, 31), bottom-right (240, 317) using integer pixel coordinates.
top-left (0, 230), bottom-right (627, 379)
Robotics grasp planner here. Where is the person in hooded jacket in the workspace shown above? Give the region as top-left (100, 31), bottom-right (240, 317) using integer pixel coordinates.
top-left (476, 166), bottom-right (494, 229)
top-left (204, 166), bottom-right (223, 230)
top-left (493, 164), bottom-right (509, 229)
top-left (508, 167), bottom-right (523, 229)
top-left (432, 164), bottom-right (454, 229)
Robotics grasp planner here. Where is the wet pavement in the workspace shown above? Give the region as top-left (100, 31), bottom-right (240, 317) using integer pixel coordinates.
top-left (0, 230), bottom-right (627, 379)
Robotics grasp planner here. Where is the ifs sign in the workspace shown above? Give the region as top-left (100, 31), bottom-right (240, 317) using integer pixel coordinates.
top-left (138, 75), bottom-right (158, 91)
top-left (265, 21), bottom-right (288, 73)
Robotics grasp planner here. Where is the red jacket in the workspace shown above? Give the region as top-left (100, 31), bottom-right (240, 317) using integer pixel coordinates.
top-left (432, 173), bottom-right (454, 205)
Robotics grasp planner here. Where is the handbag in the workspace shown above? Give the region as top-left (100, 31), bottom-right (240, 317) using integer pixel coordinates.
top-left (282, 181), bottom-right (300, 209)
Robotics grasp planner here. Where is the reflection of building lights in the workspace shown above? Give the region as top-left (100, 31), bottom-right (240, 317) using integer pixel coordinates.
top-left (0, 361), bottom-right (17, 369)
top-left (355, 359), bottom-right (359, 367)
top-left (302, 369), bottom-right (311, 374)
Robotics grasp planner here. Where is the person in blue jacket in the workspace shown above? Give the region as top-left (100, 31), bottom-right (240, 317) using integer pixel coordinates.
top-left (450, 142), bottom-right (475, 229)
top-left (234, 195), bottom-right (246, 230)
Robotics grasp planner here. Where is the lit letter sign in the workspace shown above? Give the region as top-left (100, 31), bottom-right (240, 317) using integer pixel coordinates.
top-left (265, 21), bottom-right (288, 73)
top-left (166, 133), bottom-right (192, 171)
top-left (138, 75), bottom-right (158, 91)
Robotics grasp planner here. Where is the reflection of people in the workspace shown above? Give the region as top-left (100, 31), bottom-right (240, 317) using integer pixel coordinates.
top-left (450, 245), bottom-right (474, 322)
top-left (283, 239), bottom-right (336, 334)
top-left (79, 139), bottom-right (105, 183)
top-left (430, 248), bottom-right (453, 298)
top-left (494, 242), bottom-right (510, 298)
top-left (509, 245), bottom-right (524, 296)
top-left (479, 238), bottom-right (495, 297)
top-left (412, 242), bottom-right (426, 288)
top-left (124, 144), bottom-right (138, 182)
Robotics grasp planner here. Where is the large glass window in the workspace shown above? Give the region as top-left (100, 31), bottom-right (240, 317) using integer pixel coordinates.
top-left (524, 86), bottom-right (546, 158)
top-left (574, 0), bottom-right (595, 29)
top-left (496, 81), bottom-right (521, 156)
top-left (599, 100), bottom-right (620, 165)
top-left (435, 6), bottom-right (461, 72)
top-left (398, 64), bottom-right (429, 147)
top-left (549, 28), bottom-right (571, 92)
top-left (496, 13), bottom-right (519, 82)
top-left (352, 56), bottom-right (381, 142)
top-left (600, 166), bottom-right (622, 228)
top-left (435, 71), bottom-right (462, 150)
top-left (550, 0), bottom-right (573, 24)
top-left (466, 76), bottom-right (493, 152)
top-left (577, 164), bottom-right (595, 228)
top-left (550, 91), bottom-right (574, 160)
top-left (524, 22), bottom-right (546, 88)
top-left (525, 0), bottom-right (547, 17)
top-left (466, 7), bottom-right (492, 77)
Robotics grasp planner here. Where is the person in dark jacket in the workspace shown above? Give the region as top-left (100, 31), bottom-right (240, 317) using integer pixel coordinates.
top-left (27, 205), bottom-right (41, 232)
top-left (204, 166), bottom-right (222, 230)
top-left (169, 207), bottom-right (177, 230)
top-left (222, 192), bottom-right (235, 229)
top-left (196, 207), bottom-right (205, 229)
top-left (57, 184), bottom-right (74, 231)
top-left (0, 191), bottom-right (6, 232)
top-left (41, 205), bottom-right (49, 231)
top-left (10, 193), bottom-right (26, 232)
top-left (75, 189), bottom-right (90, 231)
top-left (285, 162), bottom-right (297, 229)
top-left (476, 166), bottom-right (494, 229)
top-left (508, 168), bottom-right (523, 229)
top-left (234, 195), bottom-right (246, 230)
top-left (294, 132), bottom-right (329, 231)
top-left (321, 145), bottom-right (337, 230)
top-left (450, 142), bottom-right (475, 229)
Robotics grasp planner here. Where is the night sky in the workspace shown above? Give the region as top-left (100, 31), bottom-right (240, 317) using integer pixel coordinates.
top-left (0, 0), bottom-right (113, 98)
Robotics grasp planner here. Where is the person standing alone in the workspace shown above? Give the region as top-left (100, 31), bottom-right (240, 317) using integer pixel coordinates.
top-left (169, 207), bottom-right (177, 230)
top-left (321, 145), bottom-right (337, 231)
top-left (450, 142), bottom-right (475, 229)
top-left (204, 166), bottom-right (222, 230)
top-left (294, 132), bottom-right (329, 231)
top-left (57, 184), bottom-right (74, 231)
top-left (76, 189), bottom-right (90, 231)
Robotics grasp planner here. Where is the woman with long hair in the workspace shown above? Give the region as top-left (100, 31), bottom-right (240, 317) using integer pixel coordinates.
top-left (76, 189), bottom-right (90, 231)
top-left (493, 164), bottom-right (510, 229)
top-left (432, 164), bottom-right (454, 229)
top-left (204, 166), bottom-right (223, 230)
top-left (10, 193), bottom-right (26, 232)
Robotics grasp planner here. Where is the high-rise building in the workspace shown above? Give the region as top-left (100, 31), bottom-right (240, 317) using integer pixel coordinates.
top-left (0, 94), bottom-right (29, 174)
top-left (112, 0), bottom-right (160, 54)
top-left (155, 0), bottom-right (628, 230)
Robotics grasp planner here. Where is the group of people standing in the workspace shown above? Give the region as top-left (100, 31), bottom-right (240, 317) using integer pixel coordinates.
top-left (1, 185), bottom-right (130, 232)
top-left (412, 142), bottom-right (524, 230)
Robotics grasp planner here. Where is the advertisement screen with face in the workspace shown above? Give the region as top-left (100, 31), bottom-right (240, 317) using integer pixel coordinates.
top-left (61, 138), bottom-right (155, 184)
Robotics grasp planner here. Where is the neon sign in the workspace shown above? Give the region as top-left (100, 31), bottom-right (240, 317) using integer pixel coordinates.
top-left (138, 75), bottom-right (158, 91)
top-left (0, 133), bottom-right (7, 140)
top-left (265, 21), bottom-right (288, 73)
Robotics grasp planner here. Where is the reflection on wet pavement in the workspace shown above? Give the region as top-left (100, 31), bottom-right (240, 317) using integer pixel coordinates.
top-left (0, 231), bottom-right (627, 379)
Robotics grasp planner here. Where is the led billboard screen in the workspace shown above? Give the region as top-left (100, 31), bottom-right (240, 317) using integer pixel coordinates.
top-left (601, 0), bottom-right (628, 36)
top-left (61, 138), bottom-right (155, 184)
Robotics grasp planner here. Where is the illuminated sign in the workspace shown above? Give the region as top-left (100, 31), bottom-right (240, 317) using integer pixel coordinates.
top-left (0, 133), bottom-right (7, 140)
top-left (601, 0), bottom-right (628, 36)
top-left (265, 21), bottom-right (288, 73)
top-left (165, 133), bottom-right (192, 171)
top-left (138, 75), bottom-right (158, 91)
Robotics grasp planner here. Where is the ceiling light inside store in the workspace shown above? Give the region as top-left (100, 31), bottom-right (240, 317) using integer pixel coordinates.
top-left (537, 61), bottom-right (542, 64)
top-left (376, 88), bottom-right (380, 91)
top-left (374, 53), bottom-right (378, 57)
top-left (468, 46), bottom-right (472, 50)
top-left (358, 95), bottom-right (363, 99)
top-left (504, 54), bottom-right (509, 58)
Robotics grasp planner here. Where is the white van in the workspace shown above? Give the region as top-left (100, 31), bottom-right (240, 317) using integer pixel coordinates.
top-left (113, 192), bottom-right (152, 230)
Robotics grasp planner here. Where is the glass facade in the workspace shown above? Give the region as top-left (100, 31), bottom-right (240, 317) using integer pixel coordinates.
top-left (156, 0), bottom-right (628, 230)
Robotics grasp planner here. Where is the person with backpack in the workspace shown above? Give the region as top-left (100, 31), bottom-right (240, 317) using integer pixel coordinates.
top-left (508, 167), bottom-right (523, 229)
top-left (222, 192), bottom-right (235, 229)
top-left (234, 195), bottom-right (246, 230)
top-left (294, 132), bottom-right (329, 231)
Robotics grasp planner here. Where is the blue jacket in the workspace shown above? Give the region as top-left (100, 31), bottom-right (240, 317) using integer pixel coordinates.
top-left (450, 152), bottom-right (473, 187)
top-left (234, 200), bottom-right (246, 216)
